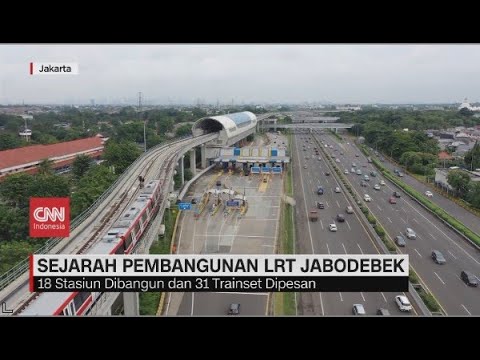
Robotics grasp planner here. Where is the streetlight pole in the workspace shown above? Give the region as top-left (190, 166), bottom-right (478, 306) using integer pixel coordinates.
top-left (143, 119), bottom-right (147, 153)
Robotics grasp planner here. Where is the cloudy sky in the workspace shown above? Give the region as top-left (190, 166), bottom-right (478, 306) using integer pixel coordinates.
top-left (0, 44), bottom-right (479, 105)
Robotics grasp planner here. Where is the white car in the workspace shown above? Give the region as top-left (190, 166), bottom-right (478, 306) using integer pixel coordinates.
top-left (380, 180), bottom-right (386, 186)
top-left (334, 187), bottom-right (341, 193)
top-left (335, 158), bottom-right (340, 163)
top-left (304, 165), bottom-right (307, 169)
top-left (405, 227), bottom-right (416, 239)
top-left (425, 191), bottom-right (433, 197)
top-left (329, 223), bottom-right (338, 232)
top-left (395, 295), bottom-right (412, 312)
top-left (344, 169), bottom-right (349, 174)
top-left (373, 184), bottom-right (381, 191)
top-left (364, 194), bottom-right (372, 202)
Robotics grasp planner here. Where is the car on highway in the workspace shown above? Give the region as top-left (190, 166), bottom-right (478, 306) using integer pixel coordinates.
top-left (380, 180), bottom-right (386, 186)
top-left (325, 171), bottom-right (330, 176)
top-left (216, 180), bottom-right (222, 187)
top-left (228, 303), bottom-right (241, 315)
top-left (431, 250), bottom-right (446, 265)
top-left (352, 304), bottom-right (366, 315)
top-left (336, 158), bottom-right (341, 163)
top-left (346, 205), bottom-right (354, 214)
top-left (389, 196), bottom-right (397, 204)
top-left (356, 169), bottom-right (362, 175)
top-left (460, 270), bottom-right (478, 287)
top-left (360, 181), bottom-right (367, 187)
top-left (393, 191), bottom-right (401, 198)
top-left (405, 228), bottom-right (416, 239)
top-left (344, 169), bottom-right (349, 174)
top-left (340, 152), bottom-right (344, 155)
top-left (317, 186), bottom-right (324, 195)
top-left (394, 169), bottom-right (399, 175)
top-left (329, 223), bottom-right (338, 232)
top-left (304, 165), bottom-right (308, 169)
top-left (398, 172), bottom-right (404, 177)
top-left (395, 235), bottom-right (406, 247)
top-left (395, 295), bottom-right (412, 312)
top-left (191, 198), bottom-right (198, 204)
top-left (355, 154), bottom-right (360, 157)
top-left (370, 171), bottom-right (377, 177)
top-left (363, 175), bottom-right (370, 181)
top-left (317, 202), bottom-right (325, 209)
top-left (364, 194), bottom-right (372, 202)
top-left (425, 191), bottom-right (433, 197)
top-left (336, 214), bottom-right (345, 222)
top-left (376, 308), bottom-right (390, 316)
top-left (352, 163), bottom-right (357, 167)
top-left (318, 157), bottom-right (322, 161)
top-left (350, 168), bottom-right (356, 173)
top-left (374, 184), bottom-right (381, 190)
top-left (334, 187), bottom-right (341, 193)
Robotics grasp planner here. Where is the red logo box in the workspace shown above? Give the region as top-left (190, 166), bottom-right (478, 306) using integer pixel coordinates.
top-left (30, 197), bottom-right (70, 238)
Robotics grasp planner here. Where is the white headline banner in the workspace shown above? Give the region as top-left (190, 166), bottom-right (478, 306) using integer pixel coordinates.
top-left (32, 254), bottom-right (409, 277)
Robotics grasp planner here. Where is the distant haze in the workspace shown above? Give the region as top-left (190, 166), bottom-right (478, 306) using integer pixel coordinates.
top-left (0, 44), bottom-right (478, 105)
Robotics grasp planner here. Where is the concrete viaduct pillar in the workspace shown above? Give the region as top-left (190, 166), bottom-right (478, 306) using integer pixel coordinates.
top-left (123, 292), bottom-right (139, 316)
top-left (180, 155), bottom-right (185, 185)
top-left (201, 144), bottom-right (207, 169)
top-left (190, 148), bottom-right (196, 177)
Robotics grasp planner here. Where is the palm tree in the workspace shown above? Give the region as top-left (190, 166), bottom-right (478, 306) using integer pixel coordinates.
top-left (38, 158), bottom-right (54, 176)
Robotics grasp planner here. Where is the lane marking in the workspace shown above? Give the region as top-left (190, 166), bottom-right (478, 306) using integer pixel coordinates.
top-left (336, 200), bottom-right (340, 208)
top-left (381, 292), bottom-right (387, 303)
top-left (320, 220), bottom-right (324, 230)
top-left (461, 304), bottom-right (472, 316)
top-left (413, 218), bottom-right (419, 224)
top-left (401, 218), bottom-right (407, 224)
top-left (401, 207), bottom-right (407, 213)
top-left (387, 217), bottom-right (392, 223)
top-left (326, 243), bottom-right (331, 254)
top-left (414, 248), bottom-right (422, 258)
top-left (341, 243), bottom-right (347, 254)
top-left (360, 292), bottom-right (366, 301)
top-left (448, 250), bottom-right (457, 260)
top-left (294, 134), bottom-right (324, 316)
top-left (325, 201), bottom-right (329, 207)
top-left (191, 293), bottom-right (194, 316)
top-left (346, 220), bottom-right (351, 230)
top-left (377, 205), bottom-right (382, 211)
top-left (339, 292), bottom-right (343, 302)
top-left (357, 244), bottom-right (364, 254)
top-left (429, 233), bottom-right (436, 239)
top-left (433, 271), bottom-right (446, 285)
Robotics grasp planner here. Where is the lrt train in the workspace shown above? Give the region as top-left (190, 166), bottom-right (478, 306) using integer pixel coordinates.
top-left (22, 179), bottom-right (163, 316)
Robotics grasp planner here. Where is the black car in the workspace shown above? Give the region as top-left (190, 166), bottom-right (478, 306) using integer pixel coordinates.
top-left (376, 308), bottom-right (391, 316)
top-left (336, 214), bottom-right (345, 222)
top-left (317, 202), bottom-right (325, 209)
top-left (216, 180), bottom-right (222, 186)
top-left (461, 271), bottom-right (478, 287)
top-left (395, 235), bottom-right (406, 247)
top-left (191, 198), bottom-right (198, 204)
top-left (228, 303), bottom-right (241, 315)
top-left (325, 172), bottom-right (330, 176)
top-left (393, 191), bottom-right (401, 198)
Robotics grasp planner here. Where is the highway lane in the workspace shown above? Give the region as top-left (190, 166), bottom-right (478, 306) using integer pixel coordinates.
top-left (293, 134), bottom-right (412, 316)
top-left (370, 149), bottom-right (480, 236)
top-left (319, 133), bottom-right (480, 315)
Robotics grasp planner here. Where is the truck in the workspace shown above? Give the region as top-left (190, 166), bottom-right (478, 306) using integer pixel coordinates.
top-left (309, 209), bottom-right (319, 222)
top-left (158, 224), bottom-right (166, 238)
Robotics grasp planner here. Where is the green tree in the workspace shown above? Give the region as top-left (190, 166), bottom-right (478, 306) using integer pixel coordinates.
top-left (0, 173), bottom-right (34, 208)
top-left (27, 174), bottom-right (70, 198)
top-left (447, 170), bottom-right (471, 196)
top-left (157, 118), bottom-right (174, 133)
top-left (0, 241), bottom-right (39, 274)
top-left (466, 182), bottom-right (480, 208)
top-left (175, 124), bottom-right (192, 137)
top-left (184, 169), bottom-right (193, 182)
top-left (0, 133), bottom-right (22, 150)
top-left (38, 159), bottom-right (54, 176)
top-left (71, 165), bottom-right (118, 218)
top-left (0, 204), bottom-right (26, 242)
top-left (72, 154), bottom-right (92, 180)
top-left (103, 141), bottom-right (141, 174)
top-left (464, 141), bottom-right (480, 171)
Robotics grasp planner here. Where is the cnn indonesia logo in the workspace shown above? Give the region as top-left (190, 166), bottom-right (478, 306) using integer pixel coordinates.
top-left (30, 198), bottom-right (70, 238)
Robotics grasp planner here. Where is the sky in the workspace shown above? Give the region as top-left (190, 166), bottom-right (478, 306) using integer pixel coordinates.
top-left (0, 44), bottom-right (479, 105)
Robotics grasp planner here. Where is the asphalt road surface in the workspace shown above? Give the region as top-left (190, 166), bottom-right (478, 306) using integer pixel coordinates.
top-left (370, 149), bottom-right (480, 236)
top-left (292, 133), bottom-right (414, 316)
top-left (319, 132), bottom-right (480, 315)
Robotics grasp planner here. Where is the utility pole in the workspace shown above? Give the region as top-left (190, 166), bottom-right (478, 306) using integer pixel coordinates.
top-left (138, 92), bottom-right (146, 152)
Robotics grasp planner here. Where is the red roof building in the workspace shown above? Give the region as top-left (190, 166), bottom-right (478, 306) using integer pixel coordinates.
top-left (438, 151), bottom-right (454, 160)
top-left (0, 137), bottom-right (104, 179)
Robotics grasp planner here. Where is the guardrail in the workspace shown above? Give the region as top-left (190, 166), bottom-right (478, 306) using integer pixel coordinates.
top-left (0, 135), bottom-right (198, 291)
